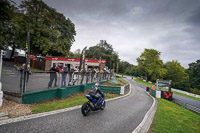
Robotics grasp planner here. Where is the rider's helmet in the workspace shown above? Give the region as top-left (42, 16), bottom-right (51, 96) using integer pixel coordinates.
top-left (94, 82), bottom-right (99, 87)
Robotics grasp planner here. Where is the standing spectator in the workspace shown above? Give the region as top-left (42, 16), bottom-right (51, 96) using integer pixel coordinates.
top-left (91, 67), bottom-right (95, 83)
top-left (48, 64), bottom-right (59, 88)
top-left (86, 68), bottom-right (90, 84)
top-left (19, 63), bottom-right (26, 89)
top-left (61, 65), bottom-right (68, 87)
top-left (18, 63), bottom-right (31, 90)
top-left (96, 68), bottom-right (99, 81)
top-left (72, 66), bottom-right (79, 85)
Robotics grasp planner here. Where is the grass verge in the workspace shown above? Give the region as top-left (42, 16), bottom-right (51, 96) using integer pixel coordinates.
top-left (149, 99), bottom-right (200, 133)
top-left (117, 78), bottom-right (129, 84)
top-left (134, 78), bottom-right (200, 101)
top-left (134, 78), bottom-right (154, 87)
top-left (173, 91), bottom-right (200, 102)
top-left (31, 92), bottom-right (120, 114)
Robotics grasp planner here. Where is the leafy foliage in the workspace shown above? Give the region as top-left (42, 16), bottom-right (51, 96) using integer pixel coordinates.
top-left (137, 49), bottom-right (166, 82)
top-left (0, 0), bottom-right (17, 49)
top-left (164, 60), bottom-right (190, 91)
top-left (86, 40), bottom-right (119, 70)
top-left (187, 60), bottom-right (200, 91)
top-left (19, 0), bottom-right (76, 55)
top-left (1, 0), bottom-right (76, 57)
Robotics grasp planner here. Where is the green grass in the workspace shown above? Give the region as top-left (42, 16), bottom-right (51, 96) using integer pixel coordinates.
top-left (173, 91), bottom-right (200, 102)
top-left (134, 78), bottom-right (154, 87)
top-left (150, 99), bottom-right (200, 133)
top-left (117, 78), bottom-right (129, 84)
top-left (31, 93), bottom-right (120, 114)
top-left (134, 78), bottom-right (200, 101)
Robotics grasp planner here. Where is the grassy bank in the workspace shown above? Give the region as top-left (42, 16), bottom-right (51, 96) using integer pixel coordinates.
top-left (173, 91), bottom-right (200, 102)
top-left (134, 78), bottom-right (200, 101)
top-left (149, 99), bottom-right (200, 133)
top-left (117, 78), bottom-right (129, 84)
top-left (32, 93), bottom-right (119, 114)
top-left (134, 78), bottom-right (154, 87)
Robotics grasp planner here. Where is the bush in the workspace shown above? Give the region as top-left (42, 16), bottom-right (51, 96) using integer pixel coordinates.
top-left (190, 88), bottom-right (200, 95)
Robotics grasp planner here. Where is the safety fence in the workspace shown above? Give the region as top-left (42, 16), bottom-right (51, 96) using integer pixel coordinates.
top-left (22, 81), bottom-right (105, 104)
top-left (173, 98), bottom-right (200, 115)
top-left (2, 68), bottom-right (114, 94)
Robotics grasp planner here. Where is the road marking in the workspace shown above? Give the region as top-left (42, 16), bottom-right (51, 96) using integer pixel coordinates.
top-left (132, 86), bottom-right (157, 133)
top-left (0, 85), bottom-right (132, 126)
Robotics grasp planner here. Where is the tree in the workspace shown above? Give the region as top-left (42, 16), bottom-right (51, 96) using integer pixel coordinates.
top-left (165, 60), bottom-right (190, 90)
top-left (71, 49), bottom-right (81, 58)
top-left (86, 40), bottom-right (119, 70)
top-left (137, 49), bottom-right (166, 82)
top-left (18, 0), bottom-right (76, 55)
top-left (0, 0), bottom-right (16, 49)
top-left (187, 60), bottom-right (200, 91)
top-left (118, 61), bottom-right (131, 74)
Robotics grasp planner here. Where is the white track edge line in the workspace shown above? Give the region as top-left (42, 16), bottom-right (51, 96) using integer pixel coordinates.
top-left (132, 91), bottom-right (157, 133)
top-left (0, 84), bottom-right (132, 126)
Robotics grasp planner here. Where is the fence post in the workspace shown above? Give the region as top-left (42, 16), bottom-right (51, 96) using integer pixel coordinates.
top-left (0, 50), bottom-right (5, 107)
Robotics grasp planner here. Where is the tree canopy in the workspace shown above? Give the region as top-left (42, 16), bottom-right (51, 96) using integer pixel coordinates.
top-left (86, 40), bottom-right (119, 70)
top-left (164, 60), bottom-right (189, 90)
top-left (0, 0), bottom-right (76, 57)
top-left (187, 60), bottom-right (200, 91)
top-left (137, 48), bottom-right (166, 81)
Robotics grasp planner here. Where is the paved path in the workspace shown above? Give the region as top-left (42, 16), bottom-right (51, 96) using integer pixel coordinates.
top-left (0, 79), bottom-right (153, 133)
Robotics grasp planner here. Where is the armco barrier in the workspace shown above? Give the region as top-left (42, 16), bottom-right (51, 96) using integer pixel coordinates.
top-left (22, 81), bottom-right (112, 104)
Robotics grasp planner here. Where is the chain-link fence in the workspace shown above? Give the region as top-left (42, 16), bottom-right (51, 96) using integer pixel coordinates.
top-left (2, 64), bottom-right (114, 94)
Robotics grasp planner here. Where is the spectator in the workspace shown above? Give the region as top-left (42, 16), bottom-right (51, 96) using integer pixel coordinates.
top-left (48, 64), bottom-right (59, 88)
top-left (61, 65), bottom-right (68, 87)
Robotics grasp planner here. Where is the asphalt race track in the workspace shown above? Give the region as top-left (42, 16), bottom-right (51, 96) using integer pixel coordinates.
top-left (0, 79), bottom-right (153, 133)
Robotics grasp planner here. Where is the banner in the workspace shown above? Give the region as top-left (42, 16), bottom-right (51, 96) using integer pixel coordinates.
top-left (25, 26), bottom-right (30, 71)
top-left (79, 46), bottom-right (87, 72)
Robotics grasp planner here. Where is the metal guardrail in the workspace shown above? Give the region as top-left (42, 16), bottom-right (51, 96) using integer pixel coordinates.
top-left (173, 99), bottom-right (200, 115)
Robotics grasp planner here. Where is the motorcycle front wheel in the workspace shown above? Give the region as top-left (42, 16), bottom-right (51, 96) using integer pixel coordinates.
top-left (81, 102), bottom-right (91, 116)
top-left (101, 101), bottom-right (106, 110)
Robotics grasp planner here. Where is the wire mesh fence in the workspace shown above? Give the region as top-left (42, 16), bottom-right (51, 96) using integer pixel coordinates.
top-left (2, 67), bottom-right (114, 94)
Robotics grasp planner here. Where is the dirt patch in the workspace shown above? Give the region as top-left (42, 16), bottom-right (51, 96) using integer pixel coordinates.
top-left (0, 98), bottom-right (32, 118)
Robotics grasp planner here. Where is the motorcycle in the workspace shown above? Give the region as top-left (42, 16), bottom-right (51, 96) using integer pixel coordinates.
top-left (81, 93), bottom-right (106, 116)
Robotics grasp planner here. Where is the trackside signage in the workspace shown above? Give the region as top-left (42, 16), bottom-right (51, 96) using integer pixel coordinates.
top-left (45, 57), bottom-right (106, 63)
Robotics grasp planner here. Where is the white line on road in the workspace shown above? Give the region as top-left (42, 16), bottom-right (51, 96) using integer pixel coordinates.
top-left (0, 85), bottom-right (132, 126)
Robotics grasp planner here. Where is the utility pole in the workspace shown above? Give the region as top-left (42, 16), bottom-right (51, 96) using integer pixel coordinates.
top-left (0, 50), bottom-right (5, 107)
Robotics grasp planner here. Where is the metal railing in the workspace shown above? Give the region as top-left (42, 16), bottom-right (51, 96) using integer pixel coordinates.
top-left (173, 99), bottom-right (200, 115)
top-left (2, 68), bottom-right (115, 94)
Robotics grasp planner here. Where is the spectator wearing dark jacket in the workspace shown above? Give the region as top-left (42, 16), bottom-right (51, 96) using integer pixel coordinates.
top-left (61, 65), bottom-right (68, 87)
top-left (48, 64), bottom-right (59, 88)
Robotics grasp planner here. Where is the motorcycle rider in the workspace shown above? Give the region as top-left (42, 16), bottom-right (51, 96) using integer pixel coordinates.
top-left (89, 83), bottom-right (104, 108)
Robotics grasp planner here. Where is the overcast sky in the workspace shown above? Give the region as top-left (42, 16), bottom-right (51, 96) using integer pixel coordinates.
top-left (15, 0), bottom-right (200, 68)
